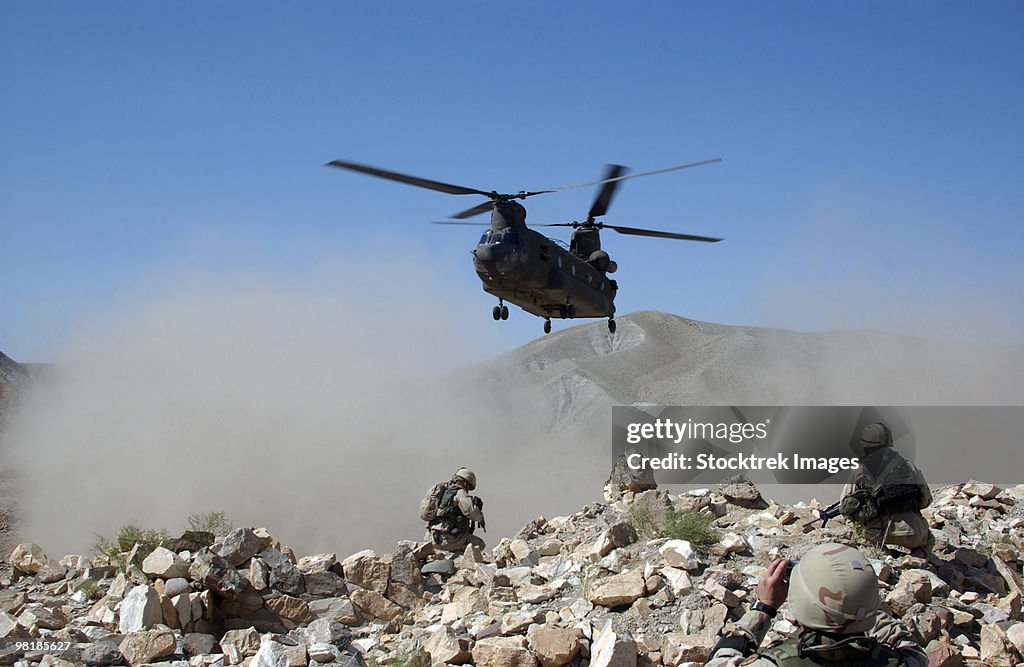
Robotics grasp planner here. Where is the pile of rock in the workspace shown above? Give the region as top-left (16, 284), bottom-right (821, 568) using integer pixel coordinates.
top-left (2, 478), bottom-right (1023, 667)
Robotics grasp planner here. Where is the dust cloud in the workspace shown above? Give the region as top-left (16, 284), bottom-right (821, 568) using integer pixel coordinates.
top-left (2, 255), bottom-right (567, 558)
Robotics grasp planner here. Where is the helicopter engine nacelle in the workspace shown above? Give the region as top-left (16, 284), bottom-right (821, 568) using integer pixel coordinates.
top-left (588, 250), bottom-right (616, 273)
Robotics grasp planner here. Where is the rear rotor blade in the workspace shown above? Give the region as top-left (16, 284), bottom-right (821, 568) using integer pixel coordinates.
top-left (545, 158), bottom-right (721, 194)
top-left (605, 224), bottom-right (722, 243)
top-left (429, 221), bottom-right (491, 226)
top-left (326, 159), bottom-right (493, 197)
top-left (588, 164), bottom-right (628, 219)
top-left (450, 200), bottom-right (496, 219)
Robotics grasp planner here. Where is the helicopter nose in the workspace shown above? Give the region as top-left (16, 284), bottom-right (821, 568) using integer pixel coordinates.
top-left (474, 245), bottom-right (497, 263)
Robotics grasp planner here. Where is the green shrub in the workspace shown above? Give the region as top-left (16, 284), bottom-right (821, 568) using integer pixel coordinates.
top-left (185, 511), bottom-right (234, 538)
top-left (658, 509), bottom-right (719, 545)
top-left (628, 504), bottom-right (659, 538)
top-left (92, 524), bottom-right (174, 570)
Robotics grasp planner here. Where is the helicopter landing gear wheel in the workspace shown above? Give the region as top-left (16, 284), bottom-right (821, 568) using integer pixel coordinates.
top-left (501, 305), bottom-right (509, 320)
top-left (567, 304), bottom-right (576, 318)
top-left (543, 319), bottom-right (552, 334)
top-left (492, 305), bottom-right (501, 321)
top-left (608, 318), bottom-right (616, 333)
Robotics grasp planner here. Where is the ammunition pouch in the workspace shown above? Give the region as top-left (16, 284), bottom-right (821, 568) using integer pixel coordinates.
top-left (840, 490), bottom-right (879, 523)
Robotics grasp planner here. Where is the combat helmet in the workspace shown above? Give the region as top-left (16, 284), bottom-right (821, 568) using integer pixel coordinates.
top-left (788, 543), bottom-right (879, 634)
top-left (860, 422), bottom-right (893, 449)
top-left (454, 467), bottom-right (477, 490)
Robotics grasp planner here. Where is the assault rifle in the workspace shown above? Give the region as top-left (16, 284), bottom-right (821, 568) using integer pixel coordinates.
top-left (817, 500), bottom-right (843, 528)
top-left (472, 496), bottom-right (486, 532)
top-left (803, 500), bottom-right (843, 529)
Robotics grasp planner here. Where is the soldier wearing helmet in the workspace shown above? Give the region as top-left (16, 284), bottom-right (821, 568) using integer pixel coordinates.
top-left (425, 467), bottom-right (486, 553)
top-left (705, 543), bottom-right (927, 666)
top-left (839, 422), bottom-right (933, 555)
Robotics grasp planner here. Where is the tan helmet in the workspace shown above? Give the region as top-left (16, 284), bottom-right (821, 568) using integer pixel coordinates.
top-left (788, 543), bottom-right (879, 634)
top-left (860, 422), bottom-right (892, 448)
top-left (454, 467), bottom-right (477, 490)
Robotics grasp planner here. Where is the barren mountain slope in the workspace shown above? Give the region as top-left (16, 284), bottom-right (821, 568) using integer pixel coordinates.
top-left (460, 311), bottom-right (1024, 432)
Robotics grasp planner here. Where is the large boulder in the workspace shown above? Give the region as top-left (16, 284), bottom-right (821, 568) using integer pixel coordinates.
top-left (342, 550), bottom-right (390, 593)
top-left (662, 634), bottom-right (715, 666)
top-left (217, 528), bottom-right (264, 566)
top-left (259, 548), bottom-right (305, 596)
top-left (472, 636), bottom-right (538, 667)
top-left (588, 570), bottom-right (646, 608)
top-left (590, 622), bottom-right (637, 667)
top-left (220, 627), bottom-right (261, 664)
top-left (717, 474), bottom-right (768, 509)
top-left (308, 597), bottom-right (360, 625)
top-left (8, 543), bottom-right (48, 574)
top-left (424, 625), bottom-right (472, 664)
top-left (118, 585), bottom-right (162, 633)
top-left (141, 547), bottom-right (189, 579)
top-left (658, 541), bottom-right (700, 570)
top-left (350, 588), bottom-right (403, 621)
top-left (189, 549), bottom-right (246, 600)
top-left (526, 625), bottom-right (581, 667)
top-left (119, 629), bottom-right (176, 666)
top-left (605, 450), bottom-right (657, 500)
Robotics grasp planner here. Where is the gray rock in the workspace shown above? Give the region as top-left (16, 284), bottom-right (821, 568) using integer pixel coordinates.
top-left (717, 474), bottom-right (768, 509)
top-left (189, 549), bottom-right (246, 600)
top-left (303, 617), bottom-right (352, 650)
top-left (251, 638), bottom-right (294, 667)
top-left (260, 548), bottom-right (305, 595)
top-left (304, 571), bottom-right (347, 597)
top-left (606, 450), bottom-right (657, 496)
top-left (163, 577), bottom-right (191, 598)
top-left (80, 642), bottom-right (124, 666)
top-left (308, 597), bottom-right (359, 626)
top-left (217, 528), bottom-right (264, 567)
top-left (389, 543), bottom-right (422, 589)
top-left (422, 559), bottom-right (455, 575)
top-left (608, 521), bottom-right (638, 548)
top-left (183, 632), bottom-right (218, 657)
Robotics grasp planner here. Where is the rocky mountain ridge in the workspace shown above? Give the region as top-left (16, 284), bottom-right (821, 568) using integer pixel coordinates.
top-left (2, 475), bottom-right (1023, 667)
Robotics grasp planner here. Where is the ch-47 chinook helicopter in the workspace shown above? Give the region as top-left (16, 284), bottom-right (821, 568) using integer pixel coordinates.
top-left (326, 157), bottom-right (723, 334)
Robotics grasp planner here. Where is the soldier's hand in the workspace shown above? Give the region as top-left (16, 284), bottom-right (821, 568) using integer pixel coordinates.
top-left (473, 496), bottom-right (483, 510)
top-left (757, 557), bottom-right (791, 609)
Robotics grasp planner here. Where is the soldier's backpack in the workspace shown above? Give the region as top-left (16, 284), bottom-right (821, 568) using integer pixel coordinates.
top-left (760, 634), bottom-right (903, 666)
top-left (419, 481), bottom-right (459, 523)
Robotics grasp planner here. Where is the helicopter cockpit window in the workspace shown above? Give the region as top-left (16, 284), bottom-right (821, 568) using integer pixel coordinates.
top-left (501, 229), bottom-right (521, 247)
top-left (478, 230), bottom-right (492, 245)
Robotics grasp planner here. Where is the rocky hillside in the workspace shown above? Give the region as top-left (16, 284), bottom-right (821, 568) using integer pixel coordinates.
top-left (2, 475), bottom-right (1023, 667)
top-left (0, 352), bottom-right (36, 425)
top-left (457, 312), bottom-right (1024, 428)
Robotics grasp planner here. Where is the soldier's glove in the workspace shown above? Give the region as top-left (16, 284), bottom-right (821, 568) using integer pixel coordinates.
top-left (473, 496), bottom-right (484, 510)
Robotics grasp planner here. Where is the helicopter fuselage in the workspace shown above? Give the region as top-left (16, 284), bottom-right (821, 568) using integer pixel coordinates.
top-left (471, 202), bottom-right (617, 320)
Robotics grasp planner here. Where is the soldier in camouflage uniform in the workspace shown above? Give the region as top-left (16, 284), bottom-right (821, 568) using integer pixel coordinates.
top-left (840, 422), bottom-right (933, 555)
top-left (705, 543), bottom-right (927, 666)
top-left (426, 467), bottom-right (486, 553)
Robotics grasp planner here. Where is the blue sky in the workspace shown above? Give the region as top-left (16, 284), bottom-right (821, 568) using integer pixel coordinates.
top-left (2, 1), bottom-right (1022, 360)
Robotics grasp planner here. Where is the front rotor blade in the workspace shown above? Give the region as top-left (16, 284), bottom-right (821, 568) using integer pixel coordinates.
top-left (326, 159), bottom-right (493, 197)
top-left (589, 164), bottom-right (628, 219)
top-left (429, 221), bottom-right (490, 226)
top-left (606, 224), bottom-right (723, 243)
top-left (450, 200), bottom-right (496, 219)
top-left (546, 158), bottom-right (722, 194)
